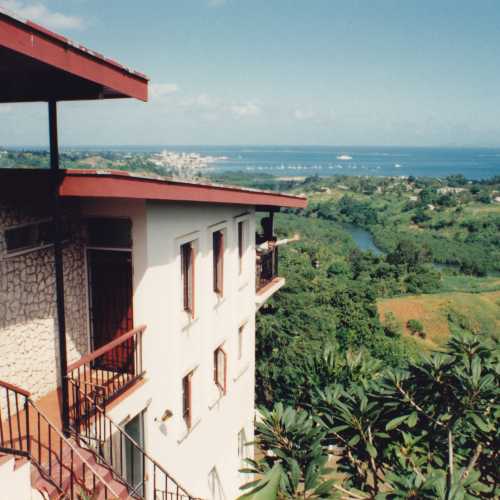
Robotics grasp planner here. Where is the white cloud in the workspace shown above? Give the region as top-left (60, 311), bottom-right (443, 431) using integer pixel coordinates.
top-left (174, 93), bottom-right (262, 120)
top-left (150, 83), bottom-right (179, 100)
top-left (180, 93), bottom-right (219, 110)
top-left (294, 109), bottom-right (316, 121)
top-left (231, 102), bottom-right (261, 118)
top-left (0, 1), bottom-right (84, 30)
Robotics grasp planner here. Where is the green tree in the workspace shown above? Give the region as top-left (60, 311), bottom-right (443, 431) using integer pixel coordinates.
top-left (241, 404), bottom-right (335, 499)
top-left (246, 334), bottom-right (499, 499)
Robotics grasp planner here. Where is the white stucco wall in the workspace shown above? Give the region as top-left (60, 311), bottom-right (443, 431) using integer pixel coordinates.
top-left (83, 200), bottom-right (257, 499)
top-left (1, 196), bottom-right (258, 498)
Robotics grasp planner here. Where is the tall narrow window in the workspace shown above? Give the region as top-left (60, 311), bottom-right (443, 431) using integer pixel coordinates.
top-left (238, 428), bottom-right (247, 462)
top-left (238, 221), bottom-right (245, 274)
top-left (213, 230), bottom-right (224, 295)
top-left (214, 346), bottom-right (227, 394)
top-left (238, 324), bottom-right (245, 360)
top-left (238, 428), bottom-right (249, 483)
top-left (182, 371), bottom-right (193, 429)
top-left (181, 242), bottom-right (195, 316)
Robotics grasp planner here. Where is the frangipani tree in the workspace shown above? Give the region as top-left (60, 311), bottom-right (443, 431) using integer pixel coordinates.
top-left (242, 333), bottom-right (499, 499)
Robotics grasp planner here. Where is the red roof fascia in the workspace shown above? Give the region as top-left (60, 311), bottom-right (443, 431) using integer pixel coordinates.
top-left (59, 171), bottom-right (308, 209)
top-left (0, 11), bottom-right (148, 101)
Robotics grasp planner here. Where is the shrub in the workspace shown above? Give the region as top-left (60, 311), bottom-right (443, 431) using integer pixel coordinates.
top-left (383, 312), bottom-right (403, 338)
top-left (407, 319), bottom-right (424, 335)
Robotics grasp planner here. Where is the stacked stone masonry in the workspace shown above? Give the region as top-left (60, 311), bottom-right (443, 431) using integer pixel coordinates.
top-left (0, 201), bottom-right (88, 403)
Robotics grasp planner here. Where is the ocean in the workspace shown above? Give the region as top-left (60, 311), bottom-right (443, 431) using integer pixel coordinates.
top-left (63, 145), bottom-right (500, 180)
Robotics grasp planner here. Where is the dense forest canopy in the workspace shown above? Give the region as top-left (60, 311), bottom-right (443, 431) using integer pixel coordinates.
top-left (245, 174), bottom-right (499, 499)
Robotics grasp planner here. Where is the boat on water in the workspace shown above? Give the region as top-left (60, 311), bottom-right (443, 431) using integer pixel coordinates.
top-left (337, 154), bottom-right (352, 160)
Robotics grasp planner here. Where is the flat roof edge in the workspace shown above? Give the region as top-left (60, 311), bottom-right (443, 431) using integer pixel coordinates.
top-left (60, 170), bottom-right (307, 209)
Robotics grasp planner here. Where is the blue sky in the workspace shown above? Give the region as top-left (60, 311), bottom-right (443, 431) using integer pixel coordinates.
top-left (1, 0), bottom-right (500, 146)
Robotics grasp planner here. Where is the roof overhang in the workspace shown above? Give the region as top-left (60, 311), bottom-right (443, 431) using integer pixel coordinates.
top-left (0, 169), bottom-right (308, 209)
top-left (0, 8), bottom-right (148, 102)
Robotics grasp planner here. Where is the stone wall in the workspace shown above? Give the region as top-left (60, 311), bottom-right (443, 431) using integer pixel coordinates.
top-left (0, 201), bottom-right (88, 402)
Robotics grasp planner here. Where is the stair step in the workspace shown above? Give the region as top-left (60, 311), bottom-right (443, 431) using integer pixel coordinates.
top-left (33, 474), bottom-right (60, 499)
top-left (31, 440), bottom-right (129, 500)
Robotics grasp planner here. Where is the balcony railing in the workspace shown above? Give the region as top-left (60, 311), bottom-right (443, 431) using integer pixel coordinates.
top-left (0, 380), bottom-right (122, 499)
top-left (67, 325), bottom-right (146, 413)
top-left (256, 245), bottom-right (279, 292)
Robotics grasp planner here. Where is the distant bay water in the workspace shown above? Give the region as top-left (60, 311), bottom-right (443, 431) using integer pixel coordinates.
top-left (60, 145), bottom-right (500, 180)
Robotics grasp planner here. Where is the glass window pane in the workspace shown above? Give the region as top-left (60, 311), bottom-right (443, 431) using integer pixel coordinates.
top-left (87, 218), bottom-right (132, 248)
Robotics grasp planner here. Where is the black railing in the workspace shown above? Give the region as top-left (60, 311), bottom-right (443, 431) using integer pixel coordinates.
top-left (67, 325), bottom-right (146, 410)
top-left (0, 380), bottom-right (30, 457)
top-left (0, 380), bottom-right (121, 499)
top-left (256, 245), bottom-right (279, 292)
top-left (68, 379), bottom-right (201, 500)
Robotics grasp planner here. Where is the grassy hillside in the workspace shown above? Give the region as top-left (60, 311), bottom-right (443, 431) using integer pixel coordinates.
top-left (378, 290), bottom-right (500, 349)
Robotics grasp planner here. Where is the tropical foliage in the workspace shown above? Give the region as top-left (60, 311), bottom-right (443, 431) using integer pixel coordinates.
top-left (243, 333), bottom-right (499, 499)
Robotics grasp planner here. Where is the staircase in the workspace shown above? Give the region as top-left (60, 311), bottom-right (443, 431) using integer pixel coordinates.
top-left (1, 379), bottom-right (201, 499)
top-left (0, 380), bottom-right (148, 499)
top-left (67, 379), bottom-right (199, 499)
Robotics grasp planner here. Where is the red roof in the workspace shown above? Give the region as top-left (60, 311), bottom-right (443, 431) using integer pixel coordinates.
top-left (0, 169), bottom-right (307, 209)
top-left (0, 8), bottom-right (148, 102)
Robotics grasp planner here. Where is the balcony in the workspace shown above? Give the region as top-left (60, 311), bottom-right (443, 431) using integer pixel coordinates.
top-left (255, 245), bottom-right (285, 309)
top-left (67, 325), bottom-right (146, 414)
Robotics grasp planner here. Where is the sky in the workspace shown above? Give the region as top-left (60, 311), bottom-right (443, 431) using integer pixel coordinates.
top-left (1, 0), bottom-right (500, 147)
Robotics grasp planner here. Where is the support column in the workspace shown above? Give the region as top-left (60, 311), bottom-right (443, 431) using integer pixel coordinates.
top-left (49, 100), bottom-right (70, 435)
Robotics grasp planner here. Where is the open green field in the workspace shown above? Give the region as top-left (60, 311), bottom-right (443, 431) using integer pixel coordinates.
top-left (378, 290), bottom-right (500, 349)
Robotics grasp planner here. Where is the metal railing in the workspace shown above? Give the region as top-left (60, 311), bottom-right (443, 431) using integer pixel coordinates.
top-left (256, 245), bottom-right (279, 292)
top-left (67, 325), bottom-right (146, 410)
top-left (68, 378), bottom-right (201, 500)
top-left (0, 380), bottom-right (122, 499)
top-left (0, 380), bottom-right (30, 457)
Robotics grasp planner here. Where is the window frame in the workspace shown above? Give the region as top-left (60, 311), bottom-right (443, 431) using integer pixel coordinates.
top-left (213, 346), bottom-right (227, 394)
top-left (182, 371), bottom-right (193, 429)
top-left (181, 241), bottom-right (195, 317)
top-left (238, 427), bottom-right (247, 461)
top-left (86, 217), bottom-right (132, 250)
top-left (4, 218), bottom-right (69, 257)
top-left (237, 220), bottom-right (245, 275)
top-left (212, 230), bottom-right (224, 296)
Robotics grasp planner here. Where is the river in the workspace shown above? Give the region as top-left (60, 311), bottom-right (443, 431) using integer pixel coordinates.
top-left (342, 225), bottom-right (384, 255)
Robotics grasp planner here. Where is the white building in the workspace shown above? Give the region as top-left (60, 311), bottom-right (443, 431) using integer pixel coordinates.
top-left (0, 10), bottom-right (306, 500)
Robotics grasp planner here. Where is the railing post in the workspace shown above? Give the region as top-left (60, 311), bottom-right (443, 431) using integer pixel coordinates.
top-left (274, 245), bottom-right (279, 278)
top-left (24, 396), bottom-right (30, 455)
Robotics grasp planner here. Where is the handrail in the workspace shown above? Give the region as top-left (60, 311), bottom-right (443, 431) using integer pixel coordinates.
top-left (0, 379), bottom-right (122, 499)
top-left (0, 380), bottom-right (30, 457)
top-left (0, 379), bottom-right (31, 397)
top-left (68, 324), bottom-right (147, 372)
top-left (67, 325), bottom-right (146, 410)
top-left (68, 378), bottom-right (201, 500)
top-left (28, 399), bottom-right (122, 499)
